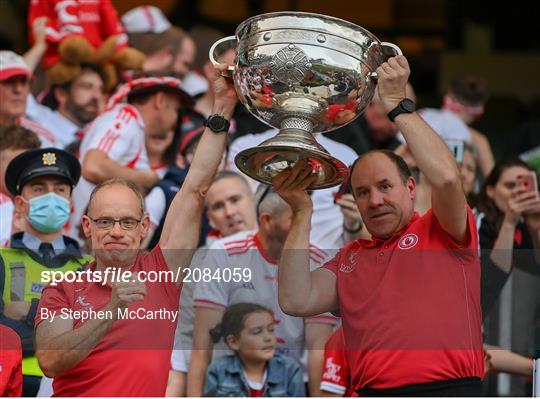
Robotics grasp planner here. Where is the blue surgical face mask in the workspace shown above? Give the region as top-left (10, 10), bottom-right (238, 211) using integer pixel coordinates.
top-left (24, 192), bottom-right (70, 233)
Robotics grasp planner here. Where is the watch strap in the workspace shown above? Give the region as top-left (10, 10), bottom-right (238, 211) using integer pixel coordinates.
top-left (387, 99), bottom-right (416, 122)
top-left (204, 114), bottom-right (231, 133)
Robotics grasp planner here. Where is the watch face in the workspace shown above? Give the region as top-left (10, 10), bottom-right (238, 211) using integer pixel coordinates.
top-left (209, 116), bottom-right (226, 131)
top-left (402, 99), bottom-right (416, 112)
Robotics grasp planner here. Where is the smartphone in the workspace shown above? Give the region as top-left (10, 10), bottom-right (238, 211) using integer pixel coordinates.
top-left (446, 140), bottom-right (465, 163)
top-left (517, 172), bottom-right (539, 199)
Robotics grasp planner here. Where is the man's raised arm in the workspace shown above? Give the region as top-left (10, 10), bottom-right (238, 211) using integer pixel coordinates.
top-left (159, 64), bottom-right (237, 273)
top-left (273, 160), bottom-right (338, 317)
top-left (377, 56), bottom-right (468, 243)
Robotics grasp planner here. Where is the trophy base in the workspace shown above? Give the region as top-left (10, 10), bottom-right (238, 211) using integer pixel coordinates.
top-left (234, 128), bottom-right (349, 190)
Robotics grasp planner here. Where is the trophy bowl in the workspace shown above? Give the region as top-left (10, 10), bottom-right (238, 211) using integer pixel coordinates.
top-left (210, 11), bottom-right (401, 189)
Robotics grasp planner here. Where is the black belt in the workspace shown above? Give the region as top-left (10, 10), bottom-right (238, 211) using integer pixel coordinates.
top-left (357, 376), bottom-right (482, 397)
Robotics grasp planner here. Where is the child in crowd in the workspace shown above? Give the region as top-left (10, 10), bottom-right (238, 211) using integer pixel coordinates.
top-left (204, 303), bottom-right (305, 397)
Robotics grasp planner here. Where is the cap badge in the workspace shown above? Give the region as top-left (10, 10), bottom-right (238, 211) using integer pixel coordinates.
top-left (42, 152), bottom-right (57, 166)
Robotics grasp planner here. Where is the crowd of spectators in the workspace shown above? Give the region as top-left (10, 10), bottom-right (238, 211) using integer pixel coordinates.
top-left (0, 3), bottom-right (538, 397)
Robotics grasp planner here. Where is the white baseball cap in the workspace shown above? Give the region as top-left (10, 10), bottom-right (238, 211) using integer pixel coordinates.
top-left (0, 50), bottom-right (31, 81)
top-left (122, 6), bottom-right (172, 34)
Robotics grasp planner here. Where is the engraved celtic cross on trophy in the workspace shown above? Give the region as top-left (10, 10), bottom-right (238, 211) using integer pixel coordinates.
top-left (210, 12), bottom-right (401, 189)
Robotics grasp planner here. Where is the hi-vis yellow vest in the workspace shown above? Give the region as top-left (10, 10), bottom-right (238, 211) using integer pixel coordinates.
top-left (0, 247), bottom-right (93, 376)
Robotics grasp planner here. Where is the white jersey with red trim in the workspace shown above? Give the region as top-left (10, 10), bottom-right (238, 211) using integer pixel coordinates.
top-left (19, 117), bottom-right (56, 148)
top-left (78, 103), bottom-right (148, 168)
top-left (0, 193), bottom-right (14, 246)
top-left (70, 103), bottom-right (149, 240)
top-left (193, 230), bottom-right (337, 364)
top-left (25, 95), bottom-right (80, 149)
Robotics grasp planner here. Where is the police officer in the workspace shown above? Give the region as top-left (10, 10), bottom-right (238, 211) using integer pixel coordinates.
top-left (0, 148), bottom-right (93, 396)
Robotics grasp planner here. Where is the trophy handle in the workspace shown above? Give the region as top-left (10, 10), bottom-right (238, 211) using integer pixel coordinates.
top-left (368, 42), bottom-right (403, 80)
top-left (381, 42), bottom-right (402, 58)
top-left (209, 36), bottom-right (237, 77)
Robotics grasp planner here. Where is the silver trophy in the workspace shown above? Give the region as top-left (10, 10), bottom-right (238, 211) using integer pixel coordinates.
top-left (210, 12), bottom-right (401, 189)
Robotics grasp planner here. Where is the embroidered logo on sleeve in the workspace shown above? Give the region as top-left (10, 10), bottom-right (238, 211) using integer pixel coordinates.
top-left (339, 252), bottom-right (357, 273)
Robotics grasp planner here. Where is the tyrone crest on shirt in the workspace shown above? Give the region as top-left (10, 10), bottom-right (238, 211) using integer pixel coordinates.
top-left (398, 233), bottom-right (419, 250)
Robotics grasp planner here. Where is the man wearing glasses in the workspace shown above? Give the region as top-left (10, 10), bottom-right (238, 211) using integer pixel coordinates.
top-left (1, 147), bottom-right (92, 396)
top-left (32, 64), bottom-right (237, 396)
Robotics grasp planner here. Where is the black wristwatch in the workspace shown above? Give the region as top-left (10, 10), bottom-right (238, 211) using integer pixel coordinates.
top-left (204, 114), bottom-right (230, 133)
top-left (387, 99), bottom-right (416, 122)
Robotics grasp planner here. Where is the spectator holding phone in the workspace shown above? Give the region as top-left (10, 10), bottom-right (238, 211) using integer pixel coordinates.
top-left (475, 158), bottom-right (540, 315)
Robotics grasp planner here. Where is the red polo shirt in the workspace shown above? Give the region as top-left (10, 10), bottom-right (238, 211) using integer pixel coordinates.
top-left (0, 325), bottom-right (22, 397)
top-left (323, 208), bottom-right (484, 391)
top-left (35, 246), bottom-right (180, 397)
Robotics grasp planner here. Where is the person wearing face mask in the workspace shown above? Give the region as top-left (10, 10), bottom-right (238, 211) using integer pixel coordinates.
top-left (0, 147), bottom-right (93, 396)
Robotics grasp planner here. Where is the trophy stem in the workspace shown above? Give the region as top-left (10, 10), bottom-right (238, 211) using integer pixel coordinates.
top-left (234, 115), bottom-right (349, 189)
top-left (275, 116), bottom-right (333, 153)
top-left (274, 116), bottom-right (321, 151)
top-left (280, 116), bottom-right (315, 133)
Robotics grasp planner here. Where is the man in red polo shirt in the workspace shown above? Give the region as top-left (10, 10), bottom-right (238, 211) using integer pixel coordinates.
top-left (274, 55), bottom-right (484, 396)
top-left (33, 63), bottom-right (237, 397)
